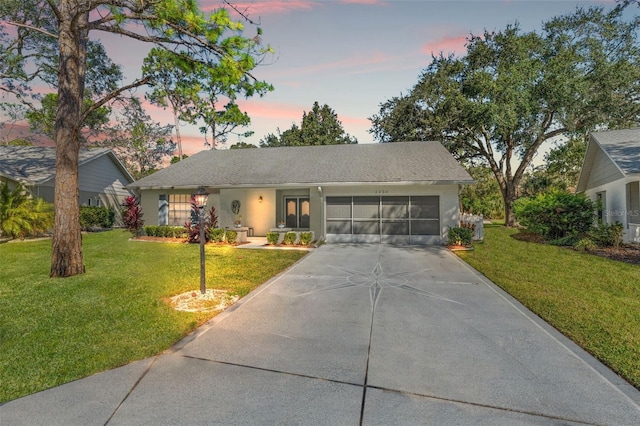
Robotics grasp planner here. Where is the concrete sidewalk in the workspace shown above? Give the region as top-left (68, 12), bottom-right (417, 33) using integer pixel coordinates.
top-left (2, 244), bottom-right (639, 425)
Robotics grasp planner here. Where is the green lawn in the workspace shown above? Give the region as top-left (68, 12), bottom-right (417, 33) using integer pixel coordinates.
top-left (0, 231), bottom-right (307, 403)
top-left (457, 225), bottom-right (640, 389)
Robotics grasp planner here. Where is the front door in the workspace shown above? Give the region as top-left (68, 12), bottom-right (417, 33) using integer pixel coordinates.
top-left (285, 197), bottom-right (310, 228)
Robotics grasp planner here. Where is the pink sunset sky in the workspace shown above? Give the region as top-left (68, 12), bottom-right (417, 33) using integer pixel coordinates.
top-left (1, 0), bottom-right (622, 155)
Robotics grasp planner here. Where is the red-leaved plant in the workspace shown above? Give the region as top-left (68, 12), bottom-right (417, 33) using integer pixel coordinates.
top-left (122, 195), bottom-right (144, 236)
top-left (184, 197), bottom-right (218, 243)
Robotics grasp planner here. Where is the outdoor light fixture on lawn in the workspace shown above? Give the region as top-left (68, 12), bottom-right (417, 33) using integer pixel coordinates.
top-left (195, 186), bottom-right (209, 294)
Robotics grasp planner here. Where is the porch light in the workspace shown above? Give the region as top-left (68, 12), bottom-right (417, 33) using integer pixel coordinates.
top-left (259, 195), bottom-right (263, 203)
top-left (195, 187), bottom-right (209, 294)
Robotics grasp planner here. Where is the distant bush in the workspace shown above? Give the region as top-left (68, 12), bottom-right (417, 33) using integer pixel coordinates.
top-left (225, 230), bottom-right (237, 244)
top-left (283, 231), bottom-right (297, 245)
top-left (299, 232), bottom-right (313, 245)
top-left (209, 228), bottom-right (225, 243)
top-left (447, 227), bottom-right (473, 246)
top-left (514, 191), bottom-right (594, 240)
top-left (574, 238), bottom-right (597, 252)
top-left (548, 234), bottom-right (581, 247)
top-left (143, 225), bottom-right (186, 238)
top-left (80, 206), bottom-right (115, 230)
top-left (588, 222), bottom-right (623, 248)
top-left (266, 232), bottom-right (279, 245)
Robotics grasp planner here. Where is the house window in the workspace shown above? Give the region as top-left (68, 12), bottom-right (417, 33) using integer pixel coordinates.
top-left (596, 191), bottom-right (606, 224)
top-left (627, 182), bottom-right (640, 225)
top-left (159, 194), bottom-right (169, 226)
top-left (168, 194), bottom-right (191, 226)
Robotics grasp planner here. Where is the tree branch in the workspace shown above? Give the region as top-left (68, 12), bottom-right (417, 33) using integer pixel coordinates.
top-left (5, 21), bottom-right (57, 39)
top-left (82, 76), bottom-right (151, 121)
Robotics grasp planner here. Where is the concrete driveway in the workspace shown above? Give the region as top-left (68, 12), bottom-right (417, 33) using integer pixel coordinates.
top-left (2, 244), bottom-right (640, 425)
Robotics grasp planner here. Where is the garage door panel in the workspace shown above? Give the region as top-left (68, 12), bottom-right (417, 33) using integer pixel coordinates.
top-left (353, 197), bottom-right (380, 219)
top-left (327, 220), bottom-right (352, 234)
top-left (326, 195), bottom-right (441, 244)
top-left (382, 196), bottom-right (409, 219)
top-left (410, 196), bottom-right (440, 219)
top-left (411, 220), bottom-right (440, 236)
top-left (354, 220), bottom-right (380, 234)
top-left (382, 220), bottom-right (409, 235)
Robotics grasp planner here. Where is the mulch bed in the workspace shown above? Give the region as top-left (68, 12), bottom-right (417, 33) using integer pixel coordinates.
top-left (511, 232), bottom-right (640, 266)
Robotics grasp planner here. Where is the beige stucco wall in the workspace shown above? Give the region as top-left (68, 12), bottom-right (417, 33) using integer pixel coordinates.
top-left (139, 183), bottom-right (462, 244)
top-left (219, 188), bottom-right (276, 236)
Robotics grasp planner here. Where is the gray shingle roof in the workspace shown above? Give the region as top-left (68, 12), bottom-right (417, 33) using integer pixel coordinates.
top-left (590, 128), bottom-right (640, 175)
top-left (0, 146), bottom-right (133, 185)
top-left (129, 141), bottom-right (473, 190)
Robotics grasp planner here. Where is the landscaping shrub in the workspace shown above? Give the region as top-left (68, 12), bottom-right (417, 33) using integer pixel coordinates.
top-left (225, 230), bottom-right (237, 244)
top-left (299, 232), bottom-right (313, 245)
top-left (209, 228), bottom-right (225, 243)
top-left (447, 227), bottom-right (473, 246)
top-left (80, 206), bottom-right (115, 230)
top-left (185, 203), bottom-right (219, 243)
top-left (0, 181), bottom-right (54, 239)
top-left (514, 191), bottom-right (595, 240)
top-left (144, 225), bottom-right (158, 237)
top-left (588, 222), bottom-right (624, 248)
top-left (122, 195), bottom-right (144, 236)
top-left (283, 231), bottom-right (297, 245)
top-left (548, 234), bottom-right (581, 247)
top-left (574, 238), bottom-right (597, 252)
top-left (266, 232), bottom-right (279, 245)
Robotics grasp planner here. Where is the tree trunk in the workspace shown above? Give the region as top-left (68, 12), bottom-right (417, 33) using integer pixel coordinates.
top-left (503, 183), bottom-right (518, 227)
top-left (50, 3), bottom-right (85, 277)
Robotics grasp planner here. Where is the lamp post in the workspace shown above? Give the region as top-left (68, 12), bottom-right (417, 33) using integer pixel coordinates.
top-left (194, 187), bottom-right (209, 294)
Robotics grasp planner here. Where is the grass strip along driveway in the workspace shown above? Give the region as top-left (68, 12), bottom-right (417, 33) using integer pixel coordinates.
top-left (0, 231), bottom-right (307, 403)
top-left (457, 225), bottom-right (640, 390)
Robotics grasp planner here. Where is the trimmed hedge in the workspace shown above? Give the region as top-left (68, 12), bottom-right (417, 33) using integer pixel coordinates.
top-left (80, 206), bottom-right (115, 230)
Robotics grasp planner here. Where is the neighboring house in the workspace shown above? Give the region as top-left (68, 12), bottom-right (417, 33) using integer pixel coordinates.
top-left (0, 146), bottom-right (134, 221)
top-left (129, 142), bottom-right (474, 245)
top-left (577, 128), bottom-right (640, 243)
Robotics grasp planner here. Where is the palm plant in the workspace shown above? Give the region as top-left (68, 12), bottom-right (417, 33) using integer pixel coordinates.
top-left (0, 181), bottom-right (54, 239)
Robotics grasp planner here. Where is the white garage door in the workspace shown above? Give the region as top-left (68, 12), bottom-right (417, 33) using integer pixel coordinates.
top-left (326, 196), bottom-right (440, 244)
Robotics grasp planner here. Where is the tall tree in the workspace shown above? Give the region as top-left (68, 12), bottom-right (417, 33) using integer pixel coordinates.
top-left (260, 101), bottom-right (357, 147)
top-left (1, 0), bottom-right (272, 277)
top-left (370, 7), bottom-right (640, 226)
top-left (100, 98), bottom-right (175, 179)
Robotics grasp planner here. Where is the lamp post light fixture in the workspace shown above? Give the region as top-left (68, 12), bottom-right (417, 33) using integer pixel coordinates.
top-left (194, 187), bottom-right (209, 294)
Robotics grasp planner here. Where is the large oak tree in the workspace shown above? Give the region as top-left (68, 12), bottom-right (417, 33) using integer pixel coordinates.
top-left (1, 0), bottom-right (272, 277)
top-left (370, 6), bottom-right (640, 226)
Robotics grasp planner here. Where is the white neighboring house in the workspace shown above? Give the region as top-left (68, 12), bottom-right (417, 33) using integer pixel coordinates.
top-left (129, 142), bottom-right (474, 245)
top-left (0, 146), bottom-right (134, 224)
top-left (577, 128), bottom-right (640, 243)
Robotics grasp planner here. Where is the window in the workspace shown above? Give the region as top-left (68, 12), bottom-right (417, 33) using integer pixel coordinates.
top-left (596, 192), bottom-right (606, 224)
top-left (168, 194), bottom-right (191, 226)
top-left (159, 194), bottom-right (169, 226)
top-left (627, 182), bottom-right (640, 225)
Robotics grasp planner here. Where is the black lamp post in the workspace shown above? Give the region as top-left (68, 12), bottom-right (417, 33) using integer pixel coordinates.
top-left (194, 187), bottom-right (209, 294)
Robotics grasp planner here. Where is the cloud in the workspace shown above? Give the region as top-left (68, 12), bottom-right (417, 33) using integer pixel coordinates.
top-left (274, 50), bottom-right (408, 78)
top-left (201, 0), bottom-right (319, 15)
top-left (236, 99), bottom-right (303, 122)
top-left (422, 35), bottom-right (468, 57)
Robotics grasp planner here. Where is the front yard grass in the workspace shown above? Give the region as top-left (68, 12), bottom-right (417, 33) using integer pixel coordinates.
top-left (0, 230), bottom-right (307, 403)
top-left (457, 225), bottom-right (640, 389)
